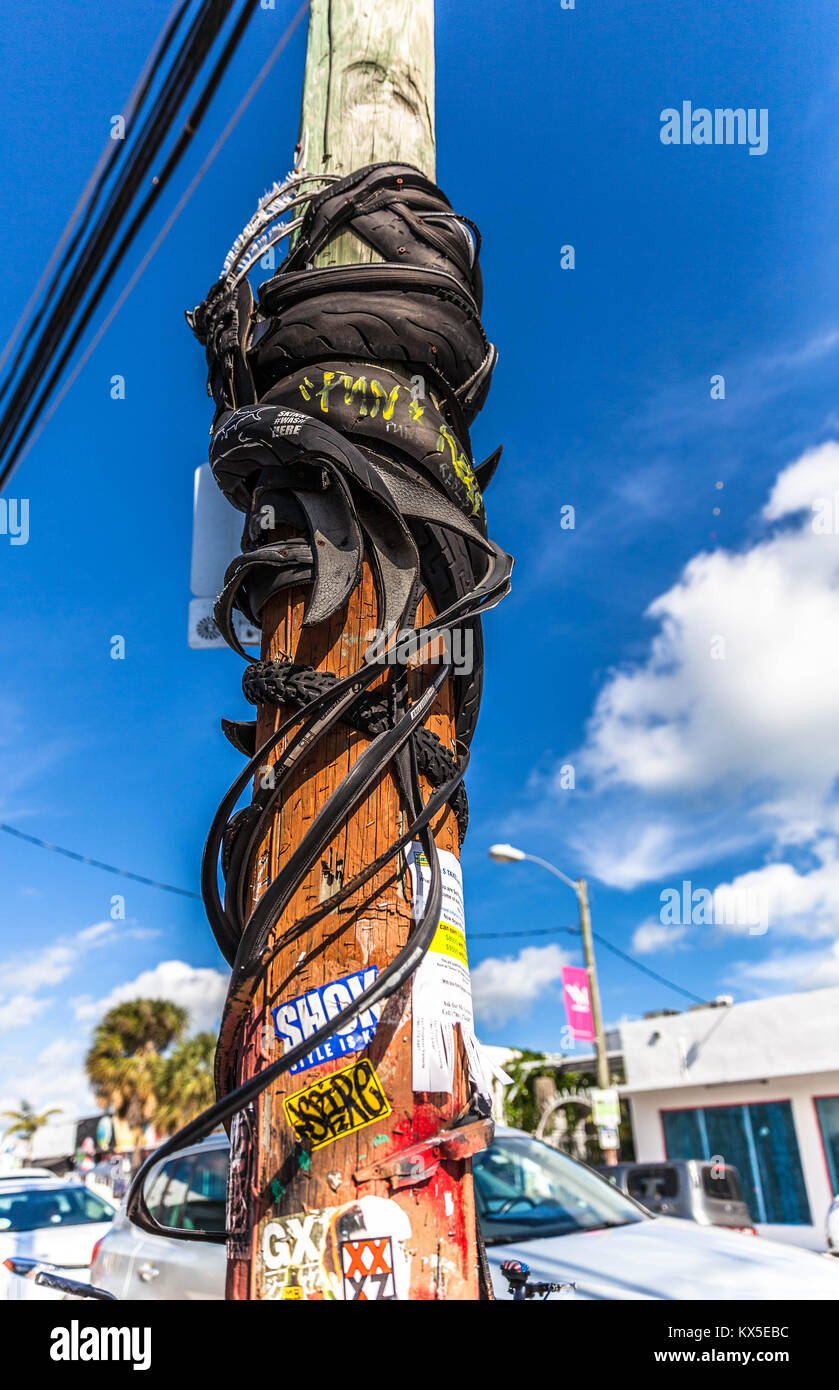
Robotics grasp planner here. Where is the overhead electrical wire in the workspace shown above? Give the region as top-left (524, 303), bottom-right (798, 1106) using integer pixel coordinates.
top-left (0, 4), bottom-right (256, 479)
top-left (471, 924), bottom-right (579, 939)
top-left (588, 926), bottom-right (706, 1004)
top-left (0, 819), bottom-right (705, 1002)
top-left (0, 823), bottom-right (201, 899)
top-left (0, 0), bottom-right (192, 382)
top-left (0, 0), bottom-right (305, 492)
top-left (472, 923), bottom-right (706, 1003)
top-left (0, 0), bottom-right (237, 441)
top-left (7, 0), bottom-right (310, 475)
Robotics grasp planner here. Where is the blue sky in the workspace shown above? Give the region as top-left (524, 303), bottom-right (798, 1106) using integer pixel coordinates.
top-left (2, 0), bottom-right (839, 1118)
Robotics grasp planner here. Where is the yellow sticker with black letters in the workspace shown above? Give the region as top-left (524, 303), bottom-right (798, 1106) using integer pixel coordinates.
top-left (283, 1057), bottom-right (391, 1150)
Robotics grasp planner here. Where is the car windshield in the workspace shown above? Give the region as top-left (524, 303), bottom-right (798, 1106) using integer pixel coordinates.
top-left (0, 1185), bottom-right (115, 1234)
top-left (474, 1135), bottom-right (647, 1245)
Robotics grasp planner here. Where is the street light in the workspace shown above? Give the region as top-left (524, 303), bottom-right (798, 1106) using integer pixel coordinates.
top-left (487, 842), bottom-right (618, 1163)
top-left (488, 843), bottom-right (525, 863)
top-left (489, 843), bottom-right (578, 891)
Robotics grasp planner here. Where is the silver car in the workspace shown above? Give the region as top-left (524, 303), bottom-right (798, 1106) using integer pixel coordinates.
top-left (89, 1127), bottom-right (839, 1300)
top-left (92, 1137), bottom-right (227, 1300)
top-left (596, 1159), bottom-right (756, 1232)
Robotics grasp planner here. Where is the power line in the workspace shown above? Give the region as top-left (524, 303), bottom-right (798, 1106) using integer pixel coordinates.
top-left (0, 0), bottom-right (191, 382)
top-left (0, 819), bottom-right (706, 1004)
top-left (0, 0), bottom-right (310, 491)
top-left (589, 928), bottom-right (705, 1004)
top-left (10, 0), bottom-right (310, 475)
top-left (0, 0), bottom-right (245, 481)
top-left (0, 823), bottom-right (201, 900)
top-left (471, 925), bottom-right (578, 939)
top-left (471, 921), bottom-right (706, 1005)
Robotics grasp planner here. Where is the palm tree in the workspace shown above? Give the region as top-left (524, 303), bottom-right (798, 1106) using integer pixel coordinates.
top-left (85, 999), bottom-right (187, 1163)
top-left (155, 1033), bottom-right (217, 1134)
top-left (1, 1100), bottom-right (62, 1159)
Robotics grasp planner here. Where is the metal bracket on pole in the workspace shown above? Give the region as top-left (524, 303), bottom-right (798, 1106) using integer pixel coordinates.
top-left (353, 1117), bottom-right (494, 1190)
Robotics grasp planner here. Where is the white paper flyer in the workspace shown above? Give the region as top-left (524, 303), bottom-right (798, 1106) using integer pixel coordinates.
top-left (406, 842), bottom-right (490, 1099)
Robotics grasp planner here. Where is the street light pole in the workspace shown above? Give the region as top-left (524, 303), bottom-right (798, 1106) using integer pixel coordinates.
top-left (488, 845), bottom-right (618, 1164)
top-left (574, 878), bottom-right (609, 1093)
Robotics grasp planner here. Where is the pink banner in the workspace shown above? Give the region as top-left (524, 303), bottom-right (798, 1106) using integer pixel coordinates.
top-left (561, 965), bottom-right (595, 1042)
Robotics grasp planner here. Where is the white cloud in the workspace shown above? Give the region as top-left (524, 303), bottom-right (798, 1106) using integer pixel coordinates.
top-left (0, 1039), bottom-right (94, 1122)
top-left (0, 924), bottom-right (114, 999)
top-left (471, 944), bottom-right (570, 1027)
top-left (728, 941), bottom-right (839, 995)
top-left (1, 944), bottom-right (77, 993)
top-left (36, 1038), bottom-right (78, 1069)
top-left (0, 995), bottom-right (52, 1031)
top-left (709, 847), bottom-right (839, 938)
top-left (632, 843), bottom-right (839, 954)
top-left (0, 921), bottom-right (159, 1027)
top-left (564, 441), bottom-right (839, 886)
top-left (631, 919), bottom-right (689, 954)
top-left (581, 533), bottom-right (839, 799)
top-left (75, 960), bottom-right (230, 1034)
top-left (764, 440), bottom-right (839, 521)
top-left (75, 922), bottom-right (159, 947)
top-left (574, 812), bottom-right (756, 892)
top-left (76, 921), bottom-right (115, 944)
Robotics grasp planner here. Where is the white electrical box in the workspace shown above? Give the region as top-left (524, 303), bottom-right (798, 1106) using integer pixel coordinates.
top-left (189, 464), bottom-right (260, 650)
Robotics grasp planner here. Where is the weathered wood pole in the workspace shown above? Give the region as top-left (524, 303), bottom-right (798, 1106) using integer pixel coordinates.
top-left (226, 0), bottom-right (484, 1301)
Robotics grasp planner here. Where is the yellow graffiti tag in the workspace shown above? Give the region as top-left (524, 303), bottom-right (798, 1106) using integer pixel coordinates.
top-left (436, 425), bottom-right (482, 516)
top-left (297, 370), bottom-right (400, 420)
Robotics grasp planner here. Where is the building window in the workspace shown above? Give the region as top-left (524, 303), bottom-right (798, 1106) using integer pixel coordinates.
top-left (661, 1100), bottom-right (811, 1225)
top-left (815, 1096), bottom-right (839, 1195)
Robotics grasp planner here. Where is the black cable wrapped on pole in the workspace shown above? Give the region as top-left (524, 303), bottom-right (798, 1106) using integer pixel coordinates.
top-left (189, 159), bottom-right (511, 1092)
top-left (126, 161), bottom-right (511, 1303)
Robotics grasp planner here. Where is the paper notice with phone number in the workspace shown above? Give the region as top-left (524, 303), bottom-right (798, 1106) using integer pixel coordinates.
top-left (407, 843), bottom-right (488, 1096)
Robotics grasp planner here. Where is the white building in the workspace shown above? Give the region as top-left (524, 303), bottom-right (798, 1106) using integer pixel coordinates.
top-left (620, 986), bottom-right (839, 1240)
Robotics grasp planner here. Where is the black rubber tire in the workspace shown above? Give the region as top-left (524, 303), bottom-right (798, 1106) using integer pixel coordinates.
top-left (254, 288), bottom-right (487, 400)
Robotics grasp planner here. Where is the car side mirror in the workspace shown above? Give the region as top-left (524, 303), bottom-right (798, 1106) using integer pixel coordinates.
top-left (124, 1156), bottom-right (227, 1246)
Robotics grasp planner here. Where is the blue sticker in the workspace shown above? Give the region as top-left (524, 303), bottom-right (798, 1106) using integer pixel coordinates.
top-left (272, 967), bottom-right (381, 1074)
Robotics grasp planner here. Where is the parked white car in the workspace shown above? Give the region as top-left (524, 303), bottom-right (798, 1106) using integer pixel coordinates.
top-left (0, 1168), bottom-right (63, 1182)
top-left (0, 1177), bottom-right (116, 1300)
top-left (79, 1126), bottom-right (839, 1301)
top-left (480, 1131), bottom-right (839, 1300)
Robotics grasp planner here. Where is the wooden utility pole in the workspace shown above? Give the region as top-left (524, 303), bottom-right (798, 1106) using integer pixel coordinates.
top-left (226, 0), bottom-right (485, 1301)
